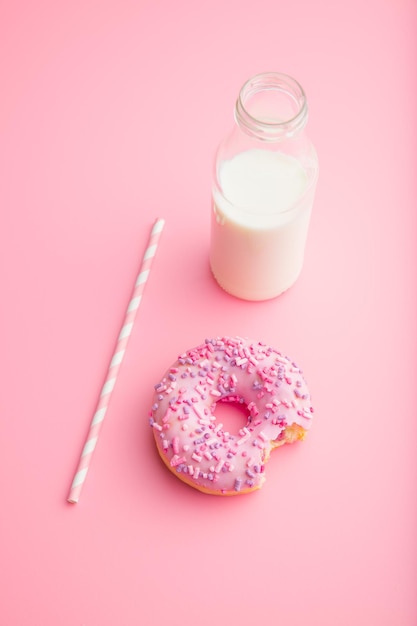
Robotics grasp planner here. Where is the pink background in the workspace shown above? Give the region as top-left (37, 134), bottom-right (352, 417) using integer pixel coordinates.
top-left (1, 1), bottom-right (416, 624)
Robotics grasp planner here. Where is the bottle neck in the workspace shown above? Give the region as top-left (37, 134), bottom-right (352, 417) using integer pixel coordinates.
top-left (234, 72), bottom-right (308, 142)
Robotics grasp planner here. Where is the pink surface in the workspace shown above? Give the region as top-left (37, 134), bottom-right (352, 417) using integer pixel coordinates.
top-left (1, 1), bottom-right (416, 625)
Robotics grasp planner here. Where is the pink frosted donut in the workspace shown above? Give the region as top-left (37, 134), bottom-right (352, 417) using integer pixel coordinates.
top-left (149, 336), bottom-right (313, 495)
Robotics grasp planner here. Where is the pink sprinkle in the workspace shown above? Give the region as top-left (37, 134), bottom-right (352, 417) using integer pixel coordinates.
top-left (210, 389), bottom-right (221, 397)
top-left (170, 455), bottom-right (186, 467)
top-left (192, 452), bottom-right (202, 462)
top-left (214, 459), bottom-right (225, 473)
top-left (194, 468), bottom-right (200, 480)
top-left (195, 384), bottom-right (206, 397)
top-left (258, 431), bottom-right (267, 442)
top-left (203, 450), bottom-right (213, 461)
top-left (183, 444), bottom-right (190, 452)
top-left (152, 423), bottom-right (162, 431)
top-left (187, 465), bottom-right (194, 476)
top-left (162, 408), bottom-right (173, 423)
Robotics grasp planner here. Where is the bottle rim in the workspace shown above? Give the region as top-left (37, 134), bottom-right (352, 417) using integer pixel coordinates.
top-left (235, 72), bottom-right (308, 140)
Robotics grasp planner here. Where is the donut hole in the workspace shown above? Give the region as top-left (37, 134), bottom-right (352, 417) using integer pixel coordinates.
top-left (213, 398), bottom-right (250, 436)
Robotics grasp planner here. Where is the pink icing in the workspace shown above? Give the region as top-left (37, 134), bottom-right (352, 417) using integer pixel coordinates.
top-left (150, 336), bottom-right (313, 495)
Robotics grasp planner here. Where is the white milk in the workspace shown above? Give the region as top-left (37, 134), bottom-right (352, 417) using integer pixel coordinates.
top-left (210, 149), bottom-right (314, 301)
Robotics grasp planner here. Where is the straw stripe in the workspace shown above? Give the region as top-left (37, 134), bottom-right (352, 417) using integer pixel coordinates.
top-left (67, 218), bottom-right (165, 504)
top-left (136, 269), bottom-right (150, 285)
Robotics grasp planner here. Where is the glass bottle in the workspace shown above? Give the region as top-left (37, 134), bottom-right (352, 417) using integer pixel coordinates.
top-left (210, 72), bottom-right (319, 301)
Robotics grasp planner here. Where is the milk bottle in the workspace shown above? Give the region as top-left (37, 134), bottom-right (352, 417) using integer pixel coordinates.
top-left (210, 73), bottom-right (319, 301)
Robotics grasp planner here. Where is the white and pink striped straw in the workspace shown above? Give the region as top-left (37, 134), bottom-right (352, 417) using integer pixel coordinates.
top-left (67, 218), bottom-right (165, 504)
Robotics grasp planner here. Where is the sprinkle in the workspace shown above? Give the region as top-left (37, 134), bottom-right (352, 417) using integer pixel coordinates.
top-left (195, 384), bottom-right (206, 397)
top-left (152, 423), bottom-right (162, 431)
top-left (214, 459), bottom-right (225, 473)
top-left (237, 427), bottom-right (251, 446)
top-left (170, 455), bottom-right (186, 467)
top-left (192, 452), bottom-right (202, 462)
top-left (234, 478), bottom-right (242, 492)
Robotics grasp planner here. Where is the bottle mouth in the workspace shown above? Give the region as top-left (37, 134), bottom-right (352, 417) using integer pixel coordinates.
top-left (235, 72), bottom-right (308, 141)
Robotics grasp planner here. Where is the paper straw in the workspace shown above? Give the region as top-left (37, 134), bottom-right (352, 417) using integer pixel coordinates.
top-left (67, 218), bottom-right (165, 504)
